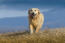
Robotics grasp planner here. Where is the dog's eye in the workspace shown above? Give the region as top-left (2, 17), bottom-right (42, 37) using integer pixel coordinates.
top-left (35, 10), bottom-right (36, 11)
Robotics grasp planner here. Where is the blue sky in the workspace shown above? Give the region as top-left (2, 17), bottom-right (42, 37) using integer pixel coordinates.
top-left (0, 0), bottom-right (65, 32)
top-left (0, 0), bottom-right (65, 18)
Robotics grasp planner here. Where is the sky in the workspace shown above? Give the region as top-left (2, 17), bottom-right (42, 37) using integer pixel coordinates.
top-left (0, 0), bottom-right (65, 32)
top-left (0, 0), bottom-right (65, 18)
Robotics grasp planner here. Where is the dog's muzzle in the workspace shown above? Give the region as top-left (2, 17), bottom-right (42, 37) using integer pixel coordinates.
top-left (32, 13), bottom-right (35, 16)
top-left (30, 12), bottom-right (36, 16)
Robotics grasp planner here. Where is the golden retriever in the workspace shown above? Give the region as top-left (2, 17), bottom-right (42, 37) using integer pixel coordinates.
top-left (28, 8), bottom-right (44, 34)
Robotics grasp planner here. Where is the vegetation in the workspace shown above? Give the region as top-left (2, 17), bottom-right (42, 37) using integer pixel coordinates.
top-left (0, 28), bottom-right (65, 43)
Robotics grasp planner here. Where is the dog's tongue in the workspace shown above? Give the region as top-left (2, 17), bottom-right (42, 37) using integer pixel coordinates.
top-left (30, 14), bottom-right (33, 16)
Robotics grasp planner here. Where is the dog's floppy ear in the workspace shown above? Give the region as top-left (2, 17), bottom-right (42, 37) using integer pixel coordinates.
top-left (28, 10), bottom-right (30, 14)
top-left (28, 8), bottom-right (30, 14)
top-left (38, 9), bottom-right (40, 14)
top-left (28, 8), bottom-right (32, 14)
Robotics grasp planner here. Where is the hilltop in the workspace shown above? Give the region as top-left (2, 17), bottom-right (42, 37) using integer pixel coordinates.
top-left (0, 28), bottom-right (65, 43)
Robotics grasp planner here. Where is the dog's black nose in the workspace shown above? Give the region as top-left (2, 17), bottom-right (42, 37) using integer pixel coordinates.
top-left (32, 13), bottom-right (35, 16)
top-left (32, 13), bottom-right (34, 15)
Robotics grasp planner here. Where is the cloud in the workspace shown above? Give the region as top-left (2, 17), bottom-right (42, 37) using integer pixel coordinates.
top-left (0, 5), bottom-right (64, 18)
top-left (0, 7), bottom-right (54, 18)
top-left (40, 8), bottom-right (53, 13)
top-left (0, 9), bottom-right (28, 18)
top-left (40, 9), bottom-right (49, 13)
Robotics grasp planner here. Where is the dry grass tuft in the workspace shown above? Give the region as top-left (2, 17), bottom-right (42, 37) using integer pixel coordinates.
top-left (0, 28), bottom-right (65, 43)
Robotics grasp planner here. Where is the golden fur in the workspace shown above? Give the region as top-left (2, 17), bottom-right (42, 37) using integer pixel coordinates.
top-left (28, 8), bottom-right (44, 34)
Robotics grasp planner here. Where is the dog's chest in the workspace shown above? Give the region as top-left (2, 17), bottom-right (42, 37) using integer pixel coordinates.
top-left (31, 18), bottom-right (39, 27)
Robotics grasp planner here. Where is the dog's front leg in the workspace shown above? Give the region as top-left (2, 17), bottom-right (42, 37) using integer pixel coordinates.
top-left (35, 25), bottom-right (42, 33)
top-left (29, 24), bottom-right (34, 34)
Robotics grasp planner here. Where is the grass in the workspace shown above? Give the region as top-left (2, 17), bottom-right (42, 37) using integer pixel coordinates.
top-left (0, 28), bottom-right (65, 43)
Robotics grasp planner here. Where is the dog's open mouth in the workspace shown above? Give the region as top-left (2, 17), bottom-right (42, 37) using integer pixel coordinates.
top-left (30, 13), bottom-right (35, 16)
top-left (30, 14), bottom-right (35, 18)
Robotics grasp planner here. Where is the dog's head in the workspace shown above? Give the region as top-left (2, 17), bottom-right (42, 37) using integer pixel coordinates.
top-left (28, 8), bottom-right (40, 17)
